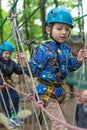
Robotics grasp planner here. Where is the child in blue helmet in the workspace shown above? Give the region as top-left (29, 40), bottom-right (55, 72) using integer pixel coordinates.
top-left (0, 41), bottom-right (23, 128)
top-left (16, 7), bottom-right (87, 130)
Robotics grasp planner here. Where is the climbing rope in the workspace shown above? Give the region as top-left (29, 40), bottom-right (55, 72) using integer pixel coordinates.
top-left (0, 70), bottom-right (16, 118)
top-left (2, 81), bottom-right (87, 130)
top-left (4, 0), bottom-right (47, 42)
top-left (8, 8), bottom-right (49, 130)
top-left (0, 0), bottom-right (19, 29)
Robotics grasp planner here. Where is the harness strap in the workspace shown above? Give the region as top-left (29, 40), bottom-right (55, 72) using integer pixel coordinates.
top-left (5, 78), bottom-right (14, 87)
top-left (43, 85), bottom-right (66, 104)
top-left (37, 79), bottom-right (66, 104)
top-left (0, 76), bottom-right (14, 87)
top-left (38, 85), bottom-right (66, 125)
top-left (42, 86), bottom-right (54, 103)
top-left (37, 78), bottom-right (62, 87)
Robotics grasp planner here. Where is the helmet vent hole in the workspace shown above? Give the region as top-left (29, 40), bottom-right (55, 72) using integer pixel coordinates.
top-left (53, 13), bottom-right (57, 17)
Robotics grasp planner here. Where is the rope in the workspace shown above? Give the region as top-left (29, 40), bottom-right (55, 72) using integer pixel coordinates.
top-left (13, 17), bottom-right (42, 130)
top-left (15, 26), bottom-right (49, 130)
top-left (74, 13), bottom-right (87, 22)
top-left (19, 0), bottom-right (47, 28)
top-left (11, 0), bottom-right (18, 10)
top-left (4, 0), bottom-right (47, 42)
top-left (0, 70), bottom-right (14, 118)
top-left (0, 70), bottom-right (22, 130)
top-left (0, 90), bottom-right (10, 118)
top-left (0, 0), bottom-right (19, 29)
top-left (72, 28), bottom-right (87, 125)
top-left (41, 105), bottom-right (87, 130)
top-left (66, 91), bottom-right (87, 104)
top-left (9, 11), bottom-right (47, 130)
top-left (16, 21), bottom-right (49, 130)
top-left (3, 82), bottom-right (87, 130)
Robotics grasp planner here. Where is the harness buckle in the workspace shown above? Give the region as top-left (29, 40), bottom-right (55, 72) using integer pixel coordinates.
top-left (46, 86), bottom-right (54, 93)
top-left (42, 86), bottom-right (54, 102)
top-left (43, 94), bottom-right (50, 102)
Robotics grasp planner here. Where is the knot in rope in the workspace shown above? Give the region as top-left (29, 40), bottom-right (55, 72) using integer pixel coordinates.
top-left (36, 100), bottom-right (44, 109)
top-left (28, 94), bottom-right (44, 109)
top-left (28, 93), bottom-right (34, 100)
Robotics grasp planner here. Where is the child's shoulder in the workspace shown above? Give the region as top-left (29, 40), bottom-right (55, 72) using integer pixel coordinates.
top-left (35, 41), bottom-right (55, 51)
top-left (35, 41), bottom-right (71, 52)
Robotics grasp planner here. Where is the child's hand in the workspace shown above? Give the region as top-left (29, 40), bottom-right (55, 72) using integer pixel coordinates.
top-left (16, 52), bottom-right (20, 63)
top-left (16, 52), bottom-right (27, 67)
top-left (77, 49), bottom-right (87, 62)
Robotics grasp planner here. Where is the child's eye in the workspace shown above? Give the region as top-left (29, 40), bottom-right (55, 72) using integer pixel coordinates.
top-left (56, 27), bottom-right (62, 30)
top-left (66, 28), bottom-right (70, 31)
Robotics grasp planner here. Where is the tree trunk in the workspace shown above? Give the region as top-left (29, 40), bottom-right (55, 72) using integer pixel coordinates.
top-left (23, 0), bottom-right (29, 40)
top-left (54, 0), bottom-right (58, 7)
top-left (78, 0), bottom-right (85, 42)
top-left (0, 0), bottom-right (3, 43)
top-left (39, 0), bottom-right (47, 40)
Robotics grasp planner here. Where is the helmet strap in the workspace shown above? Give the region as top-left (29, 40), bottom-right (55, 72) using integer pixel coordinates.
top-left (50, 23), bottom-right (59, 43)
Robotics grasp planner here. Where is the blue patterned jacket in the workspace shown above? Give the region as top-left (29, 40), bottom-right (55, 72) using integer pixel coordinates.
top-left (25, 41), bottom-right (82, 96)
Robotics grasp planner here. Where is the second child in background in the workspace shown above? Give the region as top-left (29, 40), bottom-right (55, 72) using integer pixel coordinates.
top-left (0, 41), bottom-right (23, 129)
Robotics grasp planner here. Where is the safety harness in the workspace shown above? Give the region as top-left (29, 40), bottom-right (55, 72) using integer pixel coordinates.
top-left (38, 78), bottom-right (66, 104)
top-left (0, 76), bottom-right (14, 89)
top-left (38, 79), bottom-right (66, 125)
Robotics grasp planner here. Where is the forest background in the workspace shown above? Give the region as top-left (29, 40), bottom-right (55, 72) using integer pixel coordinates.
top-left (0, 0), bottom-right (87, 58)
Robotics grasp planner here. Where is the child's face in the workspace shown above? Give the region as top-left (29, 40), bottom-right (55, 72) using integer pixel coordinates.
top-left (46, 23), bottom-right (70, 43)
top-left (2, 51), bottom-right (12, 60)
top-left (82, 90), bottom-right (87, 101)
top-left (81, 90), bottom-right (87, 106)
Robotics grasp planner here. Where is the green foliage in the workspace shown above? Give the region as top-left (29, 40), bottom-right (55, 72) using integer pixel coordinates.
top-left (1, 0), bottom-right (85, 48)
top-left (19, 0), bottom-right (42, 42)
top-left (0, 9), bottom-right (12, 43)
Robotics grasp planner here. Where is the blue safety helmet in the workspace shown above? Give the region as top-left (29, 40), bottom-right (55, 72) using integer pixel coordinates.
top-left (0, 41), bottom-right (14, 53)
top-left (45, 7), bottom-right (73, 28)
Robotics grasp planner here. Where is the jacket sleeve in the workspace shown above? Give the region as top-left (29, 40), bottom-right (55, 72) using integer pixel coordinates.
top-left (13, 61), bottom-right (23, 75)
top-left (68, 47), bottom-right (82, 72)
